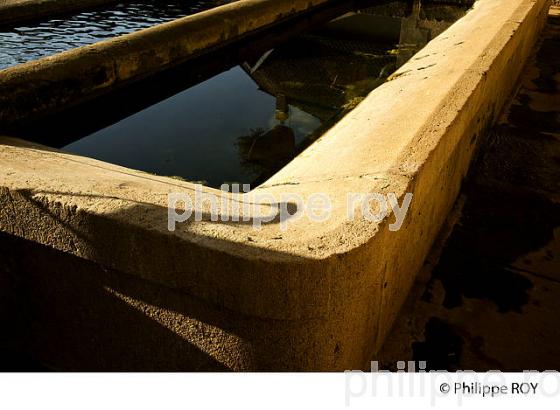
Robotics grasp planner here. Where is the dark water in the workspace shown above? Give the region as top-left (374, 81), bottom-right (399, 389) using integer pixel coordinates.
top-left (65, 65), bottom-right (323, 187)
top-left (64, 26), bottom-right (399, 187)
top-left (0, 0), bottom-right (236, 70)
top-left (19, 1), bottom-right (470, 189)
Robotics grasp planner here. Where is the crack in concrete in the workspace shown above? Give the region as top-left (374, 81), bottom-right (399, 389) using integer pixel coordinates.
top-left (257, 172), bottom-right (400, 189)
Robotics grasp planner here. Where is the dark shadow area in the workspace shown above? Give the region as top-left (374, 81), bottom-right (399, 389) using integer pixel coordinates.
top-left (422, 183), bottom-right (560, 313)
top-left (0, 221), bottom-right (325, 371)
top-left (0, 230), bottom-right (233, 371)
top-left (0, 347), bottom-right (51, 372)
top-left (412, 317), bottom-right (463, 371)
top-left (379, 10), bottom-right (560, 371)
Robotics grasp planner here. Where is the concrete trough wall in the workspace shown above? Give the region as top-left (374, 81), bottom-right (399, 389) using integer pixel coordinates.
top-left (0, 0), bottom-right (122, 27)
top-left (0, 0), bottom-right (350, 128)
top-left (0, 0), bottom-right (552, 370)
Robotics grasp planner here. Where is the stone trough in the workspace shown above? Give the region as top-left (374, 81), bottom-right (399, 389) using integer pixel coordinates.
top-left (0, 0), bottom-right (552, 370)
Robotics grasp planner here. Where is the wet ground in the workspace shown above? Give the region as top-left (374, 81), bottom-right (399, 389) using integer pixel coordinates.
top-left (0, 0), bottom-right (236, 70)
top-left (377, 8), bottom-right (560, 371)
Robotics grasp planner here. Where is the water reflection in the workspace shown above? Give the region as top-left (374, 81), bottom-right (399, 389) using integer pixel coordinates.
top-left (59, 1), bottom-right (472, 188)
top-left (0, 0), bottom-right (236, 70)
top-left (236, 126), bottom-right (296, 174)
top-left (64, 66), bottom-right (322, 187)
top-left (64, 27), bottom-right (397, 188)
top-left (244, 33), bottom-right (397, 123)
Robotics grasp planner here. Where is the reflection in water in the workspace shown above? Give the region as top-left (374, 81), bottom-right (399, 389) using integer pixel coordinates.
top-left (64, 27), bottom-right (397, 188)
top-left (64, 67), bottom-right (322, 188)
top-left (60, 1), bottom-right (472, 189)
top-left (245, 33), bottom-right (397, 123)
top-left (233, 28), bottom-right (400, 185)
top-left (237, 126), bottom-right (296, 172)
top-left (0, 0), bottom-right (236, 70)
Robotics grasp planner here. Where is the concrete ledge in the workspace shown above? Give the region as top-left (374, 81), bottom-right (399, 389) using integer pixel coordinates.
top-left (0, 0), bottom-right (122, 27)
top-left (0, 0), bottom-right (551, 370)
top-left (0, 0), bottom-right (346, 128)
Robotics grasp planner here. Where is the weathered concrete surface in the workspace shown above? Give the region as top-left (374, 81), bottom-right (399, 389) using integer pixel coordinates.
top-left (0, 0), bottom-right (122, 27)
top-left (0, 0), bottom-right (552, 370)
top-left (0, 0), bottom-right (348, 128)
top-left (396, 6), bottom-right (461, 67)
top-left (378, 7), bottom-right (560, 370)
